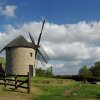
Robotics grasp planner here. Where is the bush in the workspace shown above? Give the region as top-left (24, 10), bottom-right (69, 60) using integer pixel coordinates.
top-left (36, 67), bottom-right (53, 77)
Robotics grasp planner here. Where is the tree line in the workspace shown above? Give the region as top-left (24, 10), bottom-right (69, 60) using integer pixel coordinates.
top-left (78, 61), bottom-right (100, 78)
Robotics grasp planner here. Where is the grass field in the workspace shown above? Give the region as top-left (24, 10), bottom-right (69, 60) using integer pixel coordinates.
top-left (31, 77), bottom-right (100, 100)
top-left (0, 77), bottom-right (100, 100)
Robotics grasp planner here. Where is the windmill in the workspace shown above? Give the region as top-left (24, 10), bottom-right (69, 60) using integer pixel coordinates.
top-left (0, 19), bottom-right (50, 77)
top-left (28, 19), bottom-right (50, 68)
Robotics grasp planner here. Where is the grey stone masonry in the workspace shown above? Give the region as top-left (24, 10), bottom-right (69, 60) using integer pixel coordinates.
top-left (6, 47), bottom-right (35, 75)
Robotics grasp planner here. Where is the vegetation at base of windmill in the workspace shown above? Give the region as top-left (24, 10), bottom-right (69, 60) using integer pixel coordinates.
top-left (0, 57), bottom-right (6, 67)
top-left (0, 57), bottom-right (6, 77)
top-left (45, 68), bottom-right (53, 77)
top-left (36, 67), bottom-right (53, 77)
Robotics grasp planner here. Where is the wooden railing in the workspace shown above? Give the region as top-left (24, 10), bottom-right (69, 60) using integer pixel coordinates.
top-left (0, 72), bottom-right (31, 93)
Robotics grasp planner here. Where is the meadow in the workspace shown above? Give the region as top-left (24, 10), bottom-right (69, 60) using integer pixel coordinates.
top-left (0, 77), bottom-right (100, 100)
top-left (31, 77), bottom-right (100, 100)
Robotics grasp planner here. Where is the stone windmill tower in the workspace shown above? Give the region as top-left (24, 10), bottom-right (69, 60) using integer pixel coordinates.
top-left (0, 20), bottom-right (50, 76)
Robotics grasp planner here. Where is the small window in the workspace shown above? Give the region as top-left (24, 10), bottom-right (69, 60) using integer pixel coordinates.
top-left (30, 53), bottom-right (33, 57)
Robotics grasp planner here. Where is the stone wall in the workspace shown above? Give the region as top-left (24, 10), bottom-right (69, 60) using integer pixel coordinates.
top-left (6, 47), bottom-right (35, 76)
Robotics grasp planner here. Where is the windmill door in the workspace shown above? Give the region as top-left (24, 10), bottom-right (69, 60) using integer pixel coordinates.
top-left (29, 65), bottom-right (33, 76)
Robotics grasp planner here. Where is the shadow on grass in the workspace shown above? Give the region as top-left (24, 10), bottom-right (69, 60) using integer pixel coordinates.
top-left (96, 94), bottom-right (100, 99)
top-left (2, 87), bottom-right (27, 93)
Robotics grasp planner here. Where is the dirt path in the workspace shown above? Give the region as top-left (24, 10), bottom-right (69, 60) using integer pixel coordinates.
top-left (0, 94), bottom-right (30, 100)
top-left (0, 90), bottom-right (31, 100)
top-left (0, 87), bottom-right (29, 100)
top-left (0, 85), bottom-right (41, 100)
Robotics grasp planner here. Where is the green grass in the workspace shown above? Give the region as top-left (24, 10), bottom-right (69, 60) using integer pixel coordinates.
top-left (31, 77), bottom-right (100, 100)
top-left (0, 77), bottom-right (100, 100)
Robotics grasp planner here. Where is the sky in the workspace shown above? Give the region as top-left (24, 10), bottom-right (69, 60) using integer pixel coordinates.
top-left (0, 0), bottom-right (100, 75)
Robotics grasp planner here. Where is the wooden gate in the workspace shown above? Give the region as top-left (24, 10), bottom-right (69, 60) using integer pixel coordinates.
top-left (29, 65), bottom-right (33, 76)
top-left (0, 72), bottom-right (31, 93)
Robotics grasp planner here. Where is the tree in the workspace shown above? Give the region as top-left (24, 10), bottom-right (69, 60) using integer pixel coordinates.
top-left (0, 57), bottom-right (6, 76)
top-left (45, 67), bottom-right (53, 77)
top-left (36, 67), bottom-right (53, 77)
top-left (36, 68), bottom-right (45, 77)
top-left (90, 61), bottom-right (100, 77)
top-left (78, 65), bottom-right (93, 78)
top-left (0, 57), bottom-right (5, 65)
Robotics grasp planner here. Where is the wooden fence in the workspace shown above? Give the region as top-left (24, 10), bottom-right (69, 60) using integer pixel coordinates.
top-left (0, 72), bottom-right (31, 93)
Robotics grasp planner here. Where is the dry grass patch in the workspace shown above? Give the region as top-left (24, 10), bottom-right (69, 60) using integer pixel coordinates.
top-left (0, 85), bottom-right (43, 100)
top-left (31, 86), bottom-right (42, 95)
top-left (63, 90), bottom-right (72, 96)
top-left (0, 86), bottom-right (30, 100)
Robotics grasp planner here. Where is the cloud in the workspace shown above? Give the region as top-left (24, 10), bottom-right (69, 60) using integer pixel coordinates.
top-left (53, 61), bottom-right (82, 75)
top-left (1, 21), bottom-right (100, 75)
top-left (0, 5), bottom-right (17, 18)
top-left (54, 63), bottom-right (64, 68)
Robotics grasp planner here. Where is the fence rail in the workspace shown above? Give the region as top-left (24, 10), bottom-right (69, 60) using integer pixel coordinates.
top-left (0, 72), bottom-right (31, 93)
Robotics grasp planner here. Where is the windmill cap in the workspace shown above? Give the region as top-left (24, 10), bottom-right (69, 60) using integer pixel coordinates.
top-left (3, 35), bottom-right (36, 49)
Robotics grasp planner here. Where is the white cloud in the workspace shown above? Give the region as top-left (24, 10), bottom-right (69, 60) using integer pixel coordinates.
top-left (1, 21), bottom-right (100, 74)
top-left (0, 5), bottom-right (17, 18)
top-left (53, 61), bottom-right (82, 75)
top-left (54, 63), bottom-right (64, 68)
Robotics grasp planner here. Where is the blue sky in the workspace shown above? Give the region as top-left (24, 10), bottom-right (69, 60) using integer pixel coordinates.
top-left (1, 0), bottom-right (100, 25)
top-left (1, 0), bottom-right (100, 75)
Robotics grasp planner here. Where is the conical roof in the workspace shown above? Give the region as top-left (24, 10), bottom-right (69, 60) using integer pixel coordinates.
top-left (1, 35), bottom-right (36, 52)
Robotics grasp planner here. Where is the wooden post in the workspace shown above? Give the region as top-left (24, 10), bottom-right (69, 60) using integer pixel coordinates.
top-left (15, 74), bottom-right (17, 90)
top-left (4, 73), bottom-right (6, 87)
top-left (27, 72), bottom-right (30, 93)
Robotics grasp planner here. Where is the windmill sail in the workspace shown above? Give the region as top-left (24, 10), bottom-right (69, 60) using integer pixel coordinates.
top-left (35, 19), bottom-right (45, 57)
top-left (36, 45), bottom-right (50, 67)
top-left (28, 31), bottom-right (35, 45)
top-left (37, 20), bottom-right (45, 46)
top-left (28, 19), bottom-right (50, 67)
top-left (0, 48), bottom-right (4, 53)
